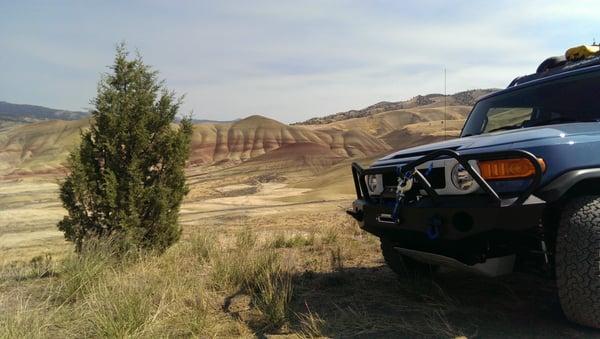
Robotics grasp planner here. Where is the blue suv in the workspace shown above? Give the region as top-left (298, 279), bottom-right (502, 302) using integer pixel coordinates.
top-left (348, 45), bottom-right (600, 328)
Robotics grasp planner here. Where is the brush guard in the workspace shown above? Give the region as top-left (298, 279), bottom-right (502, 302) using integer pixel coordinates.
top-left (347, 149), bottom-right (546, 241)
top-left (350, 149), bottom-right (544, 208)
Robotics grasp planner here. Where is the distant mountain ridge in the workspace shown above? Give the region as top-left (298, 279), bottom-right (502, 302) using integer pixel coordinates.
top-left (0, 101), bottom-right (88, 122)
top-left (294, 89), bottom-right (498, 125)
top-left (0, 100), bottom-right (239, 125)
top-left (2, 88), bottom-right (498, 125)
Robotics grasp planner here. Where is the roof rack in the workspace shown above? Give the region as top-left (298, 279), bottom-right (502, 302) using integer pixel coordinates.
top-left (508, 45), bottom-right (600, 87)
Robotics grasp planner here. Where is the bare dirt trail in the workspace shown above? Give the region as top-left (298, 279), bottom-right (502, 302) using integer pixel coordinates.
top-left (180, 181), bottom-right (350, 224)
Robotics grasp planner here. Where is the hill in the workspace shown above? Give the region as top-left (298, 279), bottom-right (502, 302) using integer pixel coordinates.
top-left (185, 114), bottom-right (389, 166)
top-left (0, 118), bottom-right (89, 176)
top-left (294, 89), bottom-right (497, 125)
top-left (0, 115), bottom-right (391, 177)
top-left (0, 101), bottom-right (88, 123)
top-left (0, 91), bottom-right (480, 177)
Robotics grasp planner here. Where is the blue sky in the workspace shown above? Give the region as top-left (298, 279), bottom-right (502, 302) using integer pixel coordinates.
top-left (1, 1), bottom-right (599, 122)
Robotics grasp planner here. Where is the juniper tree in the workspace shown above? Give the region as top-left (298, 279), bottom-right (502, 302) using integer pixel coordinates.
top-left (58, 44), bottom-right (193, 252)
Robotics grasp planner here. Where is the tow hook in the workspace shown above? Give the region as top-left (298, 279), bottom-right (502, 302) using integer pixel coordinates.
top-left (346, 208), bottom-right (363, 221)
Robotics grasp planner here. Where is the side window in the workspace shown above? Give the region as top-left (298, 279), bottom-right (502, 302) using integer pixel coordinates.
top-left (483, 107), bottom-right (534, 132)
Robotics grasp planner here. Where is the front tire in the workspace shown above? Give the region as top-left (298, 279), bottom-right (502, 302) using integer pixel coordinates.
top-left (380, 239), bottom-right (438, 276)
top-left (556, 196), bottom-right (600, 328)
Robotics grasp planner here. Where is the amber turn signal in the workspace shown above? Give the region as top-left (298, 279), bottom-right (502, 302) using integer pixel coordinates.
top-left (478, 158), bottom-right (546, 180)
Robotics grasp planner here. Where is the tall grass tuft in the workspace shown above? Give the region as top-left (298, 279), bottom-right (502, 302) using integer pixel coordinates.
top-left (235, 227), bottom-right (258, 250)
top-left (330, 246), bottom-right (344, 272)
top-left (321, 225), bottom-right (339, 245)
top-left (207, 229), bottom-right (295, 329)
top-left (84, 278), bottom-right (159, 337)
top-left (0, 254), bottom-right (55, 282)
top-left (28, 254), bottom-right (54, 279)
top-left (248, 251), bottom-right (294, 328)
top-left (54, 238), bottom-right (121, 303)
top-left (269, 233), bottom-right (315, 248)
top-left (296, 303), bottom-right (326, 338)
top-left (0, 296), bottom-right (52, 338)
top-left (189, 232), bottom-right (217, 262)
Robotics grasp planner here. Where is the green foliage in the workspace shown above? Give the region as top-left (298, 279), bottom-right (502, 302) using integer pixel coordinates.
top-left (57, 43), bottom-right (192, 253)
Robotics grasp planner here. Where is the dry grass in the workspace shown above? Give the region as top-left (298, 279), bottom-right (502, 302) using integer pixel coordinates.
top-left (0, 179), bottom-right (67, 262)
top-left (0, 219), bottom-right (368, 337)
top-left (269, 232), bottom-right (315, 249)
top-left (0, 228), bottom-right (298, 337)
top-left (2, 163), bottom-right (597, 337)
top-left (2, 212), bottom-right (598, 337)
top-left (295, 301), bottom-right (326, 338)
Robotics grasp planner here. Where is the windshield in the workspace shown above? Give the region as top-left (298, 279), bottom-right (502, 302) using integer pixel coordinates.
top-left (461, 70), bottom-right (600, 137)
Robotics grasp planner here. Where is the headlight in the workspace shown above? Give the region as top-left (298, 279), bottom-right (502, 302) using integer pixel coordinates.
top-left (365, 174), bottom-right (383, 195)
top-left (451, 163), bottom-right (476, 191)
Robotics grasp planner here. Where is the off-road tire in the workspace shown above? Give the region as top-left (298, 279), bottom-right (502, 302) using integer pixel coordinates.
top-left (380, 239), bottom-right (438, 276)
top-left (556, 196), bottom-right (600, 328)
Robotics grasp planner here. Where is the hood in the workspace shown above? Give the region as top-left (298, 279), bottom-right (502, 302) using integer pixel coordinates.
top-left (376, 122), bottom-right (600, 165)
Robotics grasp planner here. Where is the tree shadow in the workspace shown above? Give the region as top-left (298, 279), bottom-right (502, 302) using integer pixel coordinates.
top-left (287, 265), bottom-right (598, 338)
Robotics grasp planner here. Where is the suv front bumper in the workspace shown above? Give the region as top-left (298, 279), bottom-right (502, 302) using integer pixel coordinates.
top-left (348, 149), bottom-right (547, 240)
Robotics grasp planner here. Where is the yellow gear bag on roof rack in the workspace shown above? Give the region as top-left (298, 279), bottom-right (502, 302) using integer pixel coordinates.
top-left (565, 45), bottom-right (600, 61)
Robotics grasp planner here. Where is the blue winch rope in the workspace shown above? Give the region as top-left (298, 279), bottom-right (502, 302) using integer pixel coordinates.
top-left (392, 166), bottom-right (413, 222)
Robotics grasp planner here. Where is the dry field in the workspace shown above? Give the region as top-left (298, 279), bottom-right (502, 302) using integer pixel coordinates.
top-left (1, 159), bottom-right (599, 338)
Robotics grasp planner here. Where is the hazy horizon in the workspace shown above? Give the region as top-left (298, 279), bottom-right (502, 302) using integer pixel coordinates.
top-left (2, 1), bottom-right (599, 123)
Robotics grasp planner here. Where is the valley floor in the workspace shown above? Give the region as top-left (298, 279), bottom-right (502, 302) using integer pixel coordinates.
top-left (1, 162), bottom-right (598, 337)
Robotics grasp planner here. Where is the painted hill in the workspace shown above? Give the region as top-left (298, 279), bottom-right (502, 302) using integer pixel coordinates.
top-left (0, 91), bottom-right (481, 177)
top-left (0, 118), bottom-right (89, 176)
top-left (0, 115), bottom-right (390, 176)
top-left (189, 115), bottom-right (389, 165)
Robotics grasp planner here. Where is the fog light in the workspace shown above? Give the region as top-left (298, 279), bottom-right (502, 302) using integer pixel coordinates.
top-left (451, 163), bottom-right (475, 191)
top-left (365, 174), bottom-right (383, 195)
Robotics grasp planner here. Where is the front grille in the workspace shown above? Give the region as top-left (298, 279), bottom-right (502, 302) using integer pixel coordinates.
top-left (382, 167), bottom-right (445, 190)
top-left (418, 167), bottom-right (445, 189)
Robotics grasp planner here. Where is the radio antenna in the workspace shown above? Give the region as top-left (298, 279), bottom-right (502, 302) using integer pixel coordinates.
top-left (444, 68), bottom-right (447, 140)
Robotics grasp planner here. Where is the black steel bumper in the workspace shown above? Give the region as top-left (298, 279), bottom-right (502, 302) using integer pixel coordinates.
top-left (347, 149), bottom-right (546, 240)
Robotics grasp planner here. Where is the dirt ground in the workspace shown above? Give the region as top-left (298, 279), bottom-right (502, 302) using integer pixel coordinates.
top-left (1, 162), bottom-right (600, 337)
